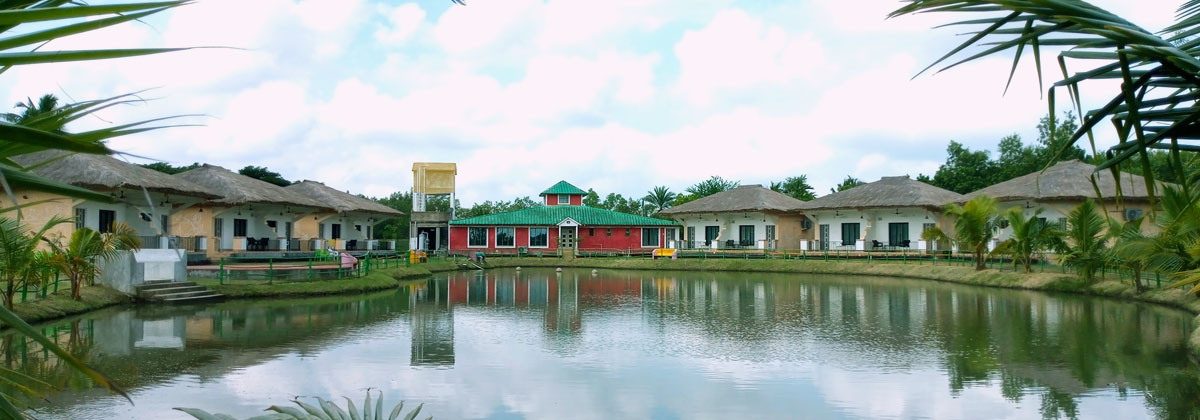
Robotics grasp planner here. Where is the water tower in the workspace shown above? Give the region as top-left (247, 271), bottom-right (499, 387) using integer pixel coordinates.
top-left (410, 162), bottom-right (456, 252)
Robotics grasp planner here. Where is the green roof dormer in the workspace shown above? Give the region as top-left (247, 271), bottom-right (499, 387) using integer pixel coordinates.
top-left (540, 181), bottom-right (587, 196)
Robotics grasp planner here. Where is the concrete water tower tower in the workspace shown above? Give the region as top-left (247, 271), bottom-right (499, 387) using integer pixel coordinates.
top-left (410, 162), bottom-right (456, 252)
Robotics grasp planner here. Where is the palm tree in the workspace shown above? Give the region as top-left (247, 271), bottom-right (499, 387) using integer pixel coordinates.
top-left (993, 208), bottom-right (1066, 273)
top-left (0, 216), bottom-right (68, 309)
top-left (943, 195), bottom-right (1002, 270)
top-left (3, 94), bottom-right (63, 128)
top-left (1061, 200), bottom-right (1109, 284)
top-left (46, 223), bottom-right (140, 301)
top-left (643, 186), bottom-right (676, 213)
top-left (770, 176), bottom-right (816, 201)
top-left (890, 1), bottom-right (1200, 203)
top-left (1107, 216), bottom-right (1150, 292)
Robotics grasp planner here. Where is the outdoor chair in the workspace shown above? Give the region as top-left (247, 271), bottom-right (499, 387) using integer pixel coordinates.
top-left (258, 237), bottom-right (270, 251)
top-left (899, 240), bottom-right (912, 248)
top-left (725, 240), bottom-right (736, 249)
top-left (871, 240), bottom-right (885, 249)
top-left (346, 240), bottom-right (358, 250)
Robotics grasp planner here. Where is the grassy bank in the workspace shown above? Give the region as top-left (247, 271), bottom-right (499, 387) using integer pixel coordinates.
top-left (482, 257), bottom-right (1200, 357)
top-left (194, 261), bottom-right (466, 299)
top-left (11, 286), bottom-right (132, 325)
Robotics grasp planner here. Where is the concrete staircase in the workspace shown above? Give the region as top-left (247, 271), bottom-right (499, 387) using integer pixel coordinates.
top-left (136, 281), bottom-right (224, 304)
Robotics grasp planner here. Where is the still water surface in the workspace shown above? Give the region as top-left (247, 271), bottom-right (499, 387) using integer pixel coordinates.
top-left (5, 268), bottom-right (1199, 419)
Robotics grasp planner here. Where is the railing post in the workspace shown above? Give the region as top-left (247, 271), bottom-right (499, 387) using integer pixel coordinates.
top-left (219, 257), bottom-right (225, 285)
top-left (268, 258), bottom-right (274, 285)
top-left (308, 257), bottom-right (313, 282)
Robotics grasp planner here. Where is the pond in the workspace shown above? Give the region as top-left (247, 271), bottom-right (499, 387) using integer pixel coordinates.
top-left (4, 268), bottom-right (1199, 419)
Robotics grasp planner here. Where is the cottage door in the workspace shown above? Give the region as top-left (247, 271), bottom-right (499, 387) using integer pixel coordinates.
top-left (559, 226), bottom-right (577, 249)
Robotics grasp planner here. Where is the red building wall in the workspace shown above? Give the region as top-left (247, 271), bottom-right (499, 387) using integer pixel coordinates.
top-left (449, 225), bottom-right (667, 254)
top-left (544, 194), bottom-right (583, 206)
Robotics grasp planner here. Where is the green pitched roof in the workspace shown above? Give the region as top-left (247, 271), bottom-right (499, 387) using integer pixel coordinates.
top-left (540, 181), bottom-right (587, 196)
top-left (450, 205), bottom-right (678, 226)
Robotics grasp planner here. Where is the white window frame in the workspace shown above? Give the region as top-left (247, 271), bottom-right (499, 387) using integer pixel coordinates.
top-left (467, 227), bottom-right (489, 248)
top-left (495, 226), bottom-right (516, 248)
top-left (557, 194), bottom-right (570, 205)
top-left (528, 227), bottom-right (550, 248)
top-left (641, 227), bottom-right (661, 248)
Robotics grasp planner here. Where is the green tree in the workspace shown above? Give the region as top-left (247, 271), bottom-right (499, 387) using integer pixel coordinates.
top-left (992, 208), bottom-right (1065, 273)
top-left (942, 195), bottom-right (1001, 270)
top-left (929, 141), bottom-right (995, 194)
top-left (1107, 215), bottom-right (1150, 292)
top-left (686, 176), bottom-right (738, 198)
top-left (643, 186), bottom-right (676, 213)
top-left (830, 175), bottom-right (864, 194)
top-left (583, 188), bottom-right (601, 207)
top-left (1036, 112), bottom-right (1086, 162)
top-left (141, 162), bottom-right (202, 175)
top-left (673, 193), bottom-right (698, 206)
top-left (1061, 200), bottom-right (1109, 284)
top-left (238, 165), bottom-right (292, 187)
top-left (994, 134), bottom-right (1039, 182)
top-left (372, 191), bottom-right (412, 241)
top-left (770, 176), bottom-right (816, 201)
top-left (0, 216), bottom-right (67, 309)
top-left (47, 223), bottom-right (141, 301)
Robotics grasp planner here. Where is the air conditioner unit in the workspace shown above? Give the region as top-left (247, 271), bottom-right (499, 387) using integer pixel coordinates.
top-left (1124, 208), bottom-right (1144, 221)
top-left (801, 220), bottom-right (813, 230)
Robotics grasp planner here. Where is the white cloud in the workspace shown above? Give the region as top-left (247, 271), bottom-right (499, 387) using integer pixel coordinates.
top-left (375, 3), bottom-right (427, 46)
top-left (674, 9), bottom-right (828, 106)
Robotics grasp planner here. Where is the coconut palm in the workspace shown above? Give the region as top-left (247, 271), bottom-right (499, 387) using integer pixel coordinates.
top-left (942, 195), bottom-right (1002, 270)
top-left (1061, 200), bottom-right (1110, 284)
top-left (643, 186), bottom-right (677, 213)
top-left (890, 1), bottom-right (1200, 201)
top-left (0, 216), bottom-right (67, 309)
top-left (46, 223), bottom-right (140, 301)
top-left (993, 208), bottom-right (1066, 273)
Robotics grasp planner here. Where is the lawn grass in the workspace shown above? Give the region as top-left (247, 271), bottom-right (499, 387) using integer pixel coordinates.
top-left (11, 286), bottom-right (132, 325)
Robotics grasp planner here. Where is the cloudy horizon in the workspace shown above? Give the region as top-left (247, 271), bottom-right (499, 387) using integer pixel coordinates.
top-left (0, 0), bottom-right (1182, 205)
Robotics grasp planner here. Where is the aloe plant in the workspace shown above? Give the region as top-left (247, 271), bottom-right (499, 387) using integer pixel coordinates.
top-left (176, 391), bottom-right (430, 420)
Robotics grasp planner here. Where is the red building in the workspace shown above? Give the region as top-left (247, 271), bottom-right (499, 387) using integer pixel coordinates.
top-left (448, 181), bottom-right (679, 255)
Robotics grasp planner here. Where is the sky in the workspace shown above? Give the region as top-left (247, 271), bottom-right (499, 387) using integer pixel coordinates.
top-left (0, 0), bottom-right (1184, 205)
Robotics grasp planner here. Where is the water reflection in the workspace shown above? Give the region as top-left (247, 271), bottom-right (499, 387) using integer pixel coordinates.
top-left (2, 268), bottom-right (1198, 420)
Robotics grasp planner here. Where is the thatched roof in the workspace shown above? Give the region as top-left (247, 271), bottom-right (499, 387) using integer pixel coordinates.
top-left (285, 180), bottom-right (403, 217)
top-left (661, 184), bottom-right (806, 215)
top-left (800, 176), bottom-right (963, 210)
top-left (13, 151), bottom-right (219, 198)
top-left (174, 164), bottom-right (331, 209)
top-left (962, 160), bottom-right (1163, 202)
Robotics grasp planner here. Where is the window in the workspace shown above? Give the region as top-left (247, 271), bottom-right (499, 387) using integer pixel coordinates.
top-left (841, 223), bottom-right (860, 246)
top-left (888, 222), bottom-right (909, 245)
top-left (739, 225), bottom-right (755, 247)
top-left (233, 218), bottom-right (248, 237)
top-left (214, 218), bottom-right (223, 237)
top-left (285, 221), bottom-right (294, 239)
top-left (74, 208), bottom-right (86, 230)
top-left (606, 228), bottom-right (612, 237)
top-left (766, 225), bottom-right (776, 241)
top-left (625, 228), bottom-right (630, 236)
top-left (589, 228), bottom-right (595, 236)
top-left (642, 228), bottom-right (660, 247)
top-left (529, 228), bottom-right (549, 248)
top-left (267, 220), bottom-right (277, 230)
top-left (557, 194), bottom-right (570, 205)
top-left (318, 223), bottom-right (325, 239)
top-left (468, 227), bottom-right (488, 247)
top-left (98, 210), bottom-right (116, 234)
top-left (495, 227), bottom-right (515, 247)
top-left (922, 223), bottom-right (936, 238)
top-left (331, 224), bottom-right (342, 239)
top-left (355, 224), bottom-right (362, 231)
top-left (1056, 217), bottom-right (1067, 229)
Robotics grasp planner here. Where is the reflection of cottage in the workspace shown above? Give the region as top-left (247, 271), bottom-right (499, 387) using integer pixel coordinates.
top-left (660, 184), bottom-right (811, 250)
top-left (447, 181), bottom-right (678, 255)
top-left (962, 160), bottom-right (1165, 243)
top-left (799, 176), bottom-right (962, 251)
top-left (286, 180), bottom-right (404, 251)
